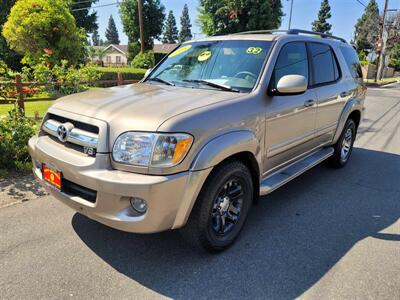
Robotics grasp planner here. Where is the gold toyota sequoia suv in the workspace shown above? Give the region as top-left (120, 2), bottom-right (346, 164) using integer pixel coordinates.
top-left (29, 29), bottom-right (366, 252)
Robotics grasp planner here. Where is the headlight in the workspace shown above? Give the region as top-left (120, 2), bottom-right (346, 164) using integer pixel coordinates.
top-left (112, 132), bottom-right (193, 167)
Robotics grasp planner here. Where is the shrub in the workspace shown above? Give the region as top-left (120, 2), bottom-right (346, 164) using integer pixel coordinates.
top-left (0, 107), bottom-right (36, 171)
top-left (357, 51), bottom-right (369, 66)
top-left (154, 52), bottom-right (166, 64)
top-left (94, 67), bottom-right (146, 81)
top-left (131, 51), bottom-right (155, 69)
top-left (128, 41), bottom-right (141, 61)
top-left (22, 55), bottom-right (101, 96)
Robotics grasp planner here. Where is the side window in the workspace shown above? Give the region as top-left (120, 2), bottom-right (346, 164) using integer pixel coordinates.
top-left (340, 46), bottom-right (363, 79)
top-left (309, 43), bottom-right (340, 85)
top-left (273, 42), bottom-right (308, 86)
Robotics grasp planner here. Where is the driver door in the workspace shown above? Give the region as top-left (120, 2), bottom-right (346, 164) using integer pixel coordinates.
top-left (263, 42), bottom-right (318, 174)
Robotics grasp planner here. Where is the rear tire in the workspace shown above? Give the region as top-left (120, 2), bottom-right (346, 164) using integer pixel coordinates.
top-left (181, 160), bottom-right (253, 253)
top-left (328, 118), bottom-right (356, 168)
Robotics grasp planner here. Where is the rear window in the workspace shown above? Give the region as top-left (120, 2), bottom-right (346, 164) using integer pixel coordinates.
top-left (309, 43), bottom-right (340, 85)
top-left (340, 46), bottom-right (363, 79)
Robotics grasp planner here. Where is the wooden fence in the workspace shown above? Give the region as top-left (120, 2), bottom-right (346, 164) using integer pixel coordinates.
top-left (0, 73), bottom-right (139, 113)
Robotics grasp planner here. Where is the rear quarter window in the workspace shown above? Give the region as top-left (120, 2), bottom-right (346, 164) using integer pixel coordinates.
top-left (339, 46), bottom-right (363, 79)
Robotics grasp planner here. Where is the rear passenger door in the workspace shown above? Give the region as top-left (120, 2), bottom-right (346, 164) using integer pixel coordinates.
top-left (308, 42), bottom-right (348, 144)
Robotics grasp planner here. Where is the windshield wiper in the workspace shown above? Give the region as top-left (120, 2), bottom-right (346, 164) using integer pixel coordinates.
top-left (182, 79), bottom-right (240, 93)
top-left (146, 77), bottom-right (175, 86)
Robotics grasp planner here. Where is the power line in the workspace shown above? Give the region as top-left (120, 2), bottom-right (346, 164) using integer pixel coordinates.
top-left (70, 0), bottom-right (98, 6)
top-left (355, 0), bottom-right (367, 8)
top-left (71, 2), bottom-right (119, 12)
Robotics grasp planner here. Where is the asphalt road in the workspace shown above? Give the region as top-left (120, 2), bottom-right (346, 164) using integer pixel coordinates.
top-left (1, 84), bottom-right (399, 299)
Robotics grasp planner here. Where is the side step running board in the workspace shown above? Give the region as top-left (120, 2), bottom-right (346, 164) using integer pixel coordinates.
top-left (260, 147), bottom-right (334, 196)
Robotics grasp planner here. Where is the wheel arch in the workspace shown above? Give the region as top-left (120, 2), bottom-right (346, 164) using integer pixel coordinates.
top-left (333, 99), bottom-right (362, 144)
top-left (172, 131), bottom-right (262, 229)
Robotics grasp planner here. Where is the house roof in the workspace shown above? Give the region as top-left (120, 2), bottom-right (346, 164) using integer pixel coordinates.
top-left (153, 43), bottom-right (178, 54)
top-left (113, 44), bottom-right (128, 54)
top-left (94, 43), bottom-right (178, 56)
top-left (103, 44), bottom-right (128, 55)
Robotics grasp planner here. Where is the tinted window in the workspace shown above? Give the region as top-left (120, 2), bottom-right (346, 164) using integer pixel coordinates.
top-left (340, 46), bottom-right (363, 79)
top-left (309, 43), bottom-right (340, 85)
top-left (273, 42), bottom-right (308, 85)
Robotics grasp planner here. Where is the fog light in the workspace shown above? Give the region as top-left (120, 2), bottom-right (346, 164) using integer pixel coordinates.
top-left (130, 197), bottom-right (147, 213)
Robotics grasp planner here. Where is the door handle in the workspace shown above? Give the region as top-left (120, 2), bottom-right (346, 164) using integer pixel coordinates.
top-left (304, 99), bottom-right (315, 107)
top-left (340, 91), bottom-right (351, 97)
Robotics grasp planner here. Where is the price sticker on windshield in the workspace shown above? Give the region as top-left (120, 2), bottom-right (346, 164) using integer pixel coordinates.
top-left (198, 50), bottom-right (212, 61)
top-left (169, 45), bottom-right (192, 57)
top-left (246, 47), bottom-right (263, 55)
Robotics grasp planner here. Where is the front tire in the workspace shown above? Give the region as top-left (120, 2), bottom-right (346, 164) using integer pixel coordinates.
top-left (181, 160), bottom-right (254, 253)
top-left (328, 118), bottom-right (356, 168)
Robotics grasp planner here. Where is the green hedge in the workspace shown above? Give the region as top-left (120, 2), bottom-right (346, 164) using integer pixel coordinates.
top-left (94, 67), bottom-right (147, 81)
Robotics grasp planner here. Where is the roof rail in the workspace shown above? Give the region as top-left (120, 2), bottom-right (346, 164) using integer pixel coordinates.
top-left (287, 29), bottom-right (347, 43)
top-left (230, 28), bottom-right (347, 43)
top-left (230, 29), bottom-right (288, 35)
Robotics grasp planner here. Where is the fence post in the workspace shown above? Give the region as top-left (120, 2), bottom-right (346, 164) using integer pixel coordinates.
top-left (15, 74), bottom-right (25, 113)
top-left (117, 72), bottom-right (123, 86)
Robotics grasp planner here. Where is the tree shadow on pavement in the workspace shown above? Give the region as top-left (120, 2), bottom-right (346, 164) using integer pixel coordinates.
top-left (72, 148), bottom-right (400, 299)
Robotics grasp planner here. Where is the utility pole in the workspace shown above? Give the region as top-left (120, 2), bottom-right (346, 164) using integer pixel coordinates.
top-left (138, 0), bottom-right (145, 53)
top-left (288, 0), bottom-right (294, 29)
top-left (375, 0), bottom-right (389, 82)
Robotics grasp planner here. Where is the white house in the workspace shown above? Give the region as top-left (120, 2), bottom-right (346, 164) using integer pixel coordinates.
top-left (88, 44), bottom-right (177, 66)
top-left (102, 44), bottom-right (128, 66)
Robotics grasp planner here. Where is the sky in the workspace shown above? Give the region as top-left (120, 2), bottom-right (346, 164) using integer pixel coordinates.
top-left (93, 0), bottom-right (400, 44)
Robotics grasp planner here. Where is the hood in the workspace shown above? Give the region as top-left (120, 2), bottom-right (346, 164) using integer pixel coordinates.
top-left (51, 83), bottom-right (242, 131)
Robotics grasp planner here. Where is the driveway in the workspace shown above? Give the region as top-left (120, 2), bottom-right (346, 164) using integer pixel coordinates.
top-left (1, 84), bottom-right (399, 299)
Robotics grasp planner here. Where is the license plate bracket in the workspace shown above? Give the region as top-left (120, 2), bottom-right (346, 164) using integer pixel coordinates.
top-left (42, 163), bottom-right (62, 190)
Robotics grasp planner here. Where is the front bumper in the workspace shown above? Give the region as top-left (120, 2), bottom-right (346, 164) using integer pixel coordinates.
top-left (29, 135), bottom-right (211, 233)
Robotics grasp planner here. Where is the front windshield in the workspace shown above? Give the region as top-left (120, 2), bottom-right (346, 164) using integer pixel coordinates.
top-left (147, 40), bottom-right (272, 92)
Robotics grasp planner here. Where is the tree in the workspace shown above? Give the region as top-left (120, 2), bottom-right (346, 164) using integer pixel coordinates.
top-left (311, 0), bottom-right (332, 34)
top-left (87, 46), bottom-right (97, 62)
top-left (162, 10), bottom-right (179, 43)
top-left (354, 0), bottom-right (380, 54)
top-left (386, 12), bottom-right (400, 52)
top-left (92, 28), bottom-right (100, 46)
top-left (389, 44), bottom-right (400, 71)
top-left (198, 0), bottom-right (283, 36)
top-left (105, 15), bottom-right (120, 45)
top-left (119, 0), bottom-right (165, 50)
top-left (70, 0), bottom-right (99, 33)
top-left (179, 4), bottom-right (193, 42)
top-left (2, 0), bottom-right (86, 65)
top-left (0, 0), bottom-right (23, 70)
top-left (270, 0), bottom-right (284, 30)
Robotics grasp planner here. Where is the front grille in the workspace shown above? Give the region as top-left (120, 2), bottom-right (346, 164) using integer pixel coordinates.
top-left (41, 113), bottom-right (99, 156)
top-left (62, 178), bottom-right (97, 203)
top-left (48, 113), bottom-right (99, 134)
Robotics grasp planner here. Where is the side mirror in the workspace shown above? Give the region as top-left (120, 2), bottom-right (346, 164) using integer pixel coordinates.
top-left (144, 68), bottom-right (153, 78)
top-left (276, 75), bottom-right (307, 95)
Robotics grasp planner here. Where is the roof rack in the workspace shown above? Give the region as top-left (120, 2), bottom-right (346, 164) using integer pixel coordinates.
top-left (288, 29), bottom-right (347, 43)
top-left (231, 28), bottom-right (347, 43)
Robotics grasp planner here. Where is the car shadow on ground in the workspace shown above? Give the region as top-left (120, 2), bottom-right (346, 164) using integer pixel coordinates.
top-left (72, 148), bottom-right (400, 299)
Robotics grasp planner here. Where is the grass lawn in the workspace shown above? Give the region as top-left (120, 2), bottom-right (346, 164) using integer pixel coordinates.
top-left (0, 100), bottom-right (53, 127)
top-left (0, 100), bottom-right (53, 118)
top-left (0, 88), bottom-right (103, 124)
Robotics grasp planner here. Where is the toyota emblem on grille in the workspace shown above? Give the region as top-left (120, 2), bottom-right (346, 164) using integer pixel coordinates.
top-left (57, 123), bottom-right (73, 142)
